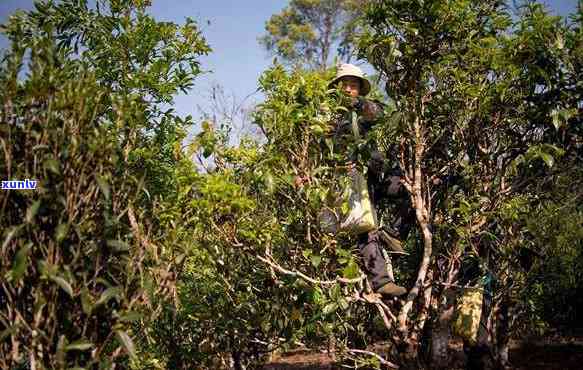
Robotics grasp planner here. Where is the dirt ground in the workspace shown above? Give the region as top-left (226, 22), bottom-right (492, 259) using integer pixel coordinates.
top-left (262, 337), bottom-right (583, 369)
top-left (261, 350), bottom-right (335, 370)
top-left (509, 338), bottom-right (583, 370)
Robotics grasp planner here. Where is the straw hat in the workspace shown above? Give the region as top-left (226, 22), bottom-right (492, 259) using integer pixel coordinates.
top-left (328, 63), bottom-right (371, 96)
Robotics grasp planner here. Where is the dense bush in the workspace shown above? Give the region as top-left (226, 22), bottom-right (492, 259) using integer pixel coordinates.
top-left (0, 0), bottom-right (208, 368)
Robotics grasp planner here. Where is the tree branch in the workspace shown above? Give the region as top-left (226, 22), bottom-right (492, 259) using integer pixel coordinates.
top-left (347, 348), bottom-right (400, 369)
top-left (257, 255), bottom-right (365, 285)
top-left (398, 108), bottom-right (433, 335)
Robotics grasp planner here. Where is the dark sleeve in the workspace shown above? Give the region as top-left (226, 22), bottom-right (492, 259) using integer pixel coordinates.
top-left (356, 98), bottom-right (385, 133)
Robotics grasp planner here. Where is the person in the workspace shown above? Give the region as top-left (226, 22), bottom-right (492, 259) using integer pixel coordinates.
top-left (328, 64), bottom-right (409, 297)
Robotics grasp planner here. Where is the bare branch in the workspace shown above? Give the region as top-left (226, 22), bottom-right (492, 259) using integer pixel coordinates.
top-left (346, 348), bottom-right (400, 369)
top-left (257, 255), bottom-right (365, 285)
top-left (398, 109), bottom-right (434, 334)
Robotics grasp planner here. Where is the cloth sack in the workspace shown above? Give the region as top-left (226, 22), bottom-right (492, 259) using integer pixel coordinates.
top-left (319, 111), bottom-right (378, 235)
top-left (318, 171), bottom-right (378, 235)
top-left (339, 170), bottom-right (378, 233)
top-left (452, 287), bottom-right (484, 345)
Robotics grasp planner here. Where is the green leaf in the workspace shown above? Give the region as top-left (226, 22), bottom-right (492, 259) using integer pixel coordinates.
top-left (32, 144), bottom-right (49, 151)
top-left (80, 288), bottom-right (93, 315)
top-left (26, 200), bottom-right (41, 223)
top-left (65, 340), bottom-right (93, 351)
top-left (95, 287), bottom-right (121, 307)
top-left (118, 311), bottom-right (143, 323)
top-left (325, 138), bottom-right (334, 155)
top-left (551, 109), bottom-right (562, 130)
top-left (264, 172), bottom-right (275, 193)
top-left (10, 243), bottom-right (33, 281)
top-left (310, 288), bottom-right (322, 304)
top-left (551, 107), bottom-right (577, 130)
top-left (310, 254), bottom-right (322, 268)
top-left (338, 298), bottom-right (349, 310)
top-left (340, 200), bottom-right (350, 215)
top-left (540, 152), bottom-right (554, 168)
top-left (96, 175), bottom-right (110, 200)
top-left (322, 303), bottom-right (337, 315)
top-left (51, 276), bottom-right (74, 297)
top-left (310, 124), bottom-right (324, 135)
top-left (0, 325), bottom-right (18, 342)
top-left (106, 239), bottom-right (130, 253)
top-left (2, 226), bottom-right (22, 255)
top-left (55, 223), bottom-right (69, 243)
top-left (116, 330), bottom-right (136, 358)
top-left (341, 259), bottom-right (359, 279)
top-left (44, 159), bottom-right (60, 174)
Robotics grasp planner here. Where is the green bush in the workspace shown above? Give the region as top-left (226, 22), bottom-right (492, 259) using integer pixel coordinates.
top-left (0, 1), bottom-right (209, 368)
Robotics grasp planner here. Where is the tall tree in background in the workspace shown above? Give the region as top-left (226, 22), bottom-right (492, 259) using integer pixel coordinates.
top-left (259, 0), bottom-right (367, 69)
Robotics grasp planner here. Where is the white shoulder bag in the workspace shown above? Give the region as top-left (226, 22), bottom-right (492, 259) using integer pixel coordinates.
top-left (319, 111), bottom-right (378, 235)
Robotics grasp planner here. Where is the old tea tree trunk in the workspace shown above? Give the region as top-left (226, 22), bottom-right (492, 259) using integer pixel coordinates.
top-left (395, 96), bottom-right (436, 369)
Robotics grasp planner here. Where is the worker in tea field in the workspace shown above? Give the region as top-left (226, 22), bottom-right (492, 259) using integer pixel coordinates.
top-left (327, 64), bottom-right (411, 297)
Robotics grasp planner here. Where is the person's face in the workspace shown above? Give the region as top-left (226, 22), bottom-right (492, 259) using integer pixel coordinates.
top-left (339, 76), bottom-right (361, 98)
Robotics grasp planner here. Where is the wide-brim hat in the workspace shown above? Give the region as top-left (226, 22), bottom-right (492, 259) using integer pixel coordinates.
top-left (328, 63), bottom-right (371, 96)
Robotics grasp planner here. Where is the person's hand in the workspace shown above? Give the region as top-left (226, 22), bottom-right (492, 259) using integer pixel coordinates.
top-left (430, 175), bottom-right (443, 186)
top-left (294, 175), bottom-right (309, 188)
top-left (345, 161), bottom-right (357, 173)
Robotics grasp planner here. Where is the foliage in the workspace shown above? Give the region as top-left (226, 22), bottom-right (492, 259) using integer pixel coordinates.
top-left (259, 0), bottom-right (370, 69)
top-left (139, 65), bottom-right (385, 368)
top-left (514, 156), bottom-right (583, 333)
top-left (0, 0), bottom-right (209, 368)
top-left (356, 0), bottom-right (582, 367)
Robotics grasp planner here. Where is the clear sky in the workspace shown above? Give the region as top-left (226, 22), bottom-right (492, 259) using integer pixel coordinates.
top-left (0, 0), bottom-right (580, 122)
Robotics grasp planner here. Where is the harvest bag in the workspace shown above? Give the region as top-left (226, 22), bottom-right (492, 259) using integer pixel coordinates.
top-left (452, 287), bottom-right (484, 345)
top-left (319, 112), bottom-right (378, 234)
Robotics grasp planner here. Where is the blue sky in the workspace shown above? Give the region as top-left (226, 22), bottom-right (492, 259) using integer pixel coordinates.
top-left (0, 0), bottom-right (580, 122)
top-left (0, 0), bottom-right (289, 121)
